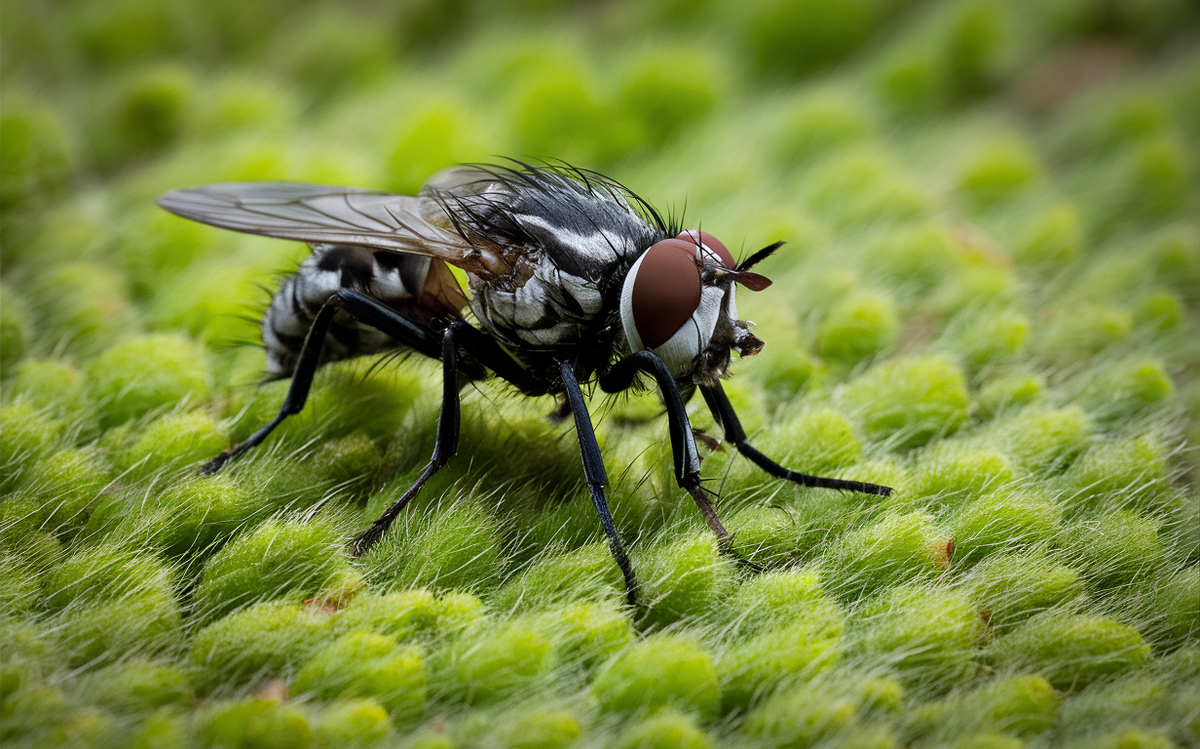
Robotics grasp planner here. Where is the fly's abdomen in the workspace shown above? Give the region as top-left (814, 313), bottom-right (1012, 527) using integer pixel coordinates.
top-left (262, 244), bottom-right (464, 379)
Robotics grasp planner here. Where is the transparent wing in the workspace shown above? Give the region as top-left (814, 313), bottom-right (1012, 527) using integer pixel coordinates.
top-left (157, 181), bottom-right (507, 275)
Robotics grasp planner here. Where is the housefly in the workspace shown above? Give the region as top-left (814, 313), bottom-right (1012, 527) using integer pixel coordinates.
top-left (158, 163), bottom-right (892, 606)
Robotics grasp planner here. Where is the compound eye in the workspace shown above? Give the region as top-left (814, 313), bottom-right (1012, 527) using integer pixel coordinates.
top-left (631, 238), bottom-right (702, 349)
top-left (678, 230), bottom-right (735, 267)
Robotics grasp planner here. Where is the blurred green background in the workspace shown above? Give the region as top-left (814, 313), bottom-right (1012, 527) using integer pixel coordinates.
top-left (2, 0), bottom-right (1199, 747)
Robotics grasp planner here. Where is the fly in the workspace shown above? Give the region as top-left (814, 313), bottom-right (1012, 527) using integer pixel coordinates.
top-left (157, 163), bottom-right (892, 607)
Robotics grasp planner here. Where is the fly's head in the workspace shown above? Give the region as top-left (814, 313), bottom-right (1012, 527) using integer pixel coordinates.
top-left (618, 230), bottom-right (779, 385)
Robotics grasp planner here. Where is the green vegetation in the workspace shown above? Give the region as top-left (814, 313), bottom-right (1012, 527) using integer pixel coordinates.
top-left (1, 0), bottom-right (1197, 746)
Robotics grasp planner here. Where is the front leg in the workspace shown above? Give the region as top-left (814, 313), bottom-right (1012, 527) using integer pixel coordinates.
top-left (598, 352), bottom-right (736, 548)
top-left (700, 381), bottom-right (893, 496)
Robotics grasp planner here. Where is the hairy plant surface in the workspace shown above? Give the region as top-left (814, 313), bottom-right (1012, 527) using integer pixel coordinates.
top-left (2, 0), bottom-right (1198, 747)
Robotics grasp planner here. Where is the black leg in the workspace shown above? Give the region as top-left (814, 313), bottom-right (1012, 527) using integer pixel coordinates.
top-left (201, 287), bottom-right (536, 475)
top-left (351, 322), bottom-right (467, 556)
top-left (598, 352), bottom-right (736, 546)
top-left (560, 361), bottom-right (639, 608)
top-left (701, 382), bottom-right (893, 496)
top-left (200, 295), bottom-right (345, 474)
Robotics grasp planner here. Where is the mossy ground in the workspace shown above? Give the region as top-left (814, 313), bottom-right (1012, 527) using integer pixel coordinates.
top-left (2, 1), bottom-right (1198, 747)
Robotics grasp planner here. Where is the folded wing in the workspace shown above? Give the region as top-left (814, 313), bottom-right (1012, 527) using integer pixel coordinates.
top-left (157, 181), bottom-right (511, 275)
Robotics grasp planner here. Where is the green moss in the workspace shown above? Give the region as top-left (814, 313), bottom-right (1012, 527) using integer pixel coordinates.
top-left (1080, 358), bottom-right (1175, 420)
top-left (1136, 291), bottom-right (1183, 331)
top-left (77, 659), bottom-right (191, 712)
top-left (1136, 567), bottom-right (1200, 649)
top-left (806, 149), bottom-right (929, 228)
top-left (116, 410), bottom-right (228, 479)
top-left (192, 518), bottom-right (350, 624)
top-left (976, 371), bottom-right (1044, 419)
top-left (990, 406), bottom-right (1091, 473)
top-left (1016, 203), bottom-right (1084, 266)
top-left (816, 291), bottom-right (899, 363)
top-left (541, 601), bottom-right (634, 669)
top-left (909, 674), bottom-right (1059, 740)
top-left (437, 616), bottom-right (555, 704)
top-left (336, 588), bottom-right (441, 640)
top-left (493, 543), bottom-right (625, 612)
top-left (293, 630), bottom-right (425, 720)
top-left (18, 448), bottom-right (109, 541)
top-left (842, 355), bottom-right (970, 449)
top-left (361, 498), bottom-right (502, 594)
top-left (42, 542), bottom-right (175, 613)
top-left (269, 7), bottom-right (394, 100)
top-left (953, 308), bottom-right (1031, 371)
top-left (908, 442), bottom-right (1016, 504)
top-left (313, 699), bottom-right (393, 748)
top-left (949, 487), bottom-right (1062, 566)
top-left (491, 708), bottom-right (582, 749)
top-left (0, 401), bottom-right (67, 490)
top-left (592, 635), bottom-right (719, 716)
top-left (986, 611), bottom-right (1151, 689)
top-left (103, 476), bottom-right (253, 561)
top-left (962, 551), bottom-right (1084, 632)
top-left (959, 134), bottom-right (1043, 205)
top-left (9, 359), bottom-right (92, 421)
top-left (762, 407), bottom-right (863, 477)
top-left (718, 618), bottom-right (843, 711)
top-left (940, 0), bottom-right (1011, 98)
top-left (87, 334), bottom-right (210, 428)
top-left (510, 65), bottom-right (636, 166)
top-left (1065, 435), bottom-right (1171, 513)
top-left (773, 90), bottom-right (875, 166)
top-left (724, 568), bottom-right (830, 629)
top-left (618, 44), bottom-right (725, 147)
top-left (738, 0), bottom-right (884, 76)
top-left (0, 285), bottom-right (30, 377)
top-left (1057, 509), bottom-right (1163, 591)
top-left (614, 711), bottom-right (714, 749)
top-left (869, 223), bottom-right (963, 293)
top-left (0, 102), bottom-right (73, 220)
top-left (130, 707), bottom-right (190, 749)
top-left (1057, 669), bottom-right (1197, 745)
top-left (633, 533), bottom-right (735, 628)
top-left (1117, 137), bottom-right (1195, 223)
top-left (741, 677), bottom-right (871, 748)
top-left (854, 585), bottom-right (982, 682)
top-left (54, 589), bottom-right (183, 667)
top-left (97, 65), bottom-right (196, 165)
top-left (824, 512), bottom-right (951, 598)
top-left (725, 507), bottom-right (810, 569)
top-left (196, 697), bottom-right (313, 749)
top-left (190, 601), bottom-right (335, 690)
top-left (0, 553), bottom-right (44, 616)
top-left (386, 98), bottom-right (487, 195)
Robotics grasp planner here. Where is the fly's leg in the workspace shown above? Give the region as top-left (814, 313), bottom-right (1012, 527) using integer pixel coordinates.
top-left (700, 381), bottom-right (893, 496)
top-left (200, 288), bottom-right (442, 475)
top-left (599, 352), bottom-right (753, 569)
top-left (351, 321), bottom-right (469, 556)
top-left (560, 361), bottom-right (639, 608)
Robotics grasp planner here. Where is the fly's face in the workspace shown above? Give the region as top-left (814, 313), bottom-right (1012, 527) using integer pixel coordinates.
top-left (619, 230), bottom-right (774, 384)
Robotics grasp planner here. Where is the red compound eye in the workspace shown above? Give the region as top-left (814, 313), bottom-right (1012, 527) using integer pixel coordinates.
top-left (677, 230), bottom-right (735, 268)
top-left (632, 238), bottom-right (702, 349)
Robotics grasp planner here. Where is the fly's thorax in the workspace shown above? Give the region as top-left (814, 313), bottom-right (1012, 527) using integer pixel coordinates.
top-left (619, 231), bottom-right (767, 383)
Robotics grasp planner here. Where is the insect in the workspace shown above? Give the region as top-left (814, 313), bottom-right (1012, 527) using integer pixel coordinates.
top-left (158, 163), bottom-right (892, 607)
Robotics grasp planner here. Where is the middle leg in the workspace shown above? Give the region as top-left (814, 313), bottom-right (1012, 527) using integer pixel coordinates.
top-left (350, 321), bottom-right (467, 556)
top-left (560, 361), bottom-right (640, 608)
